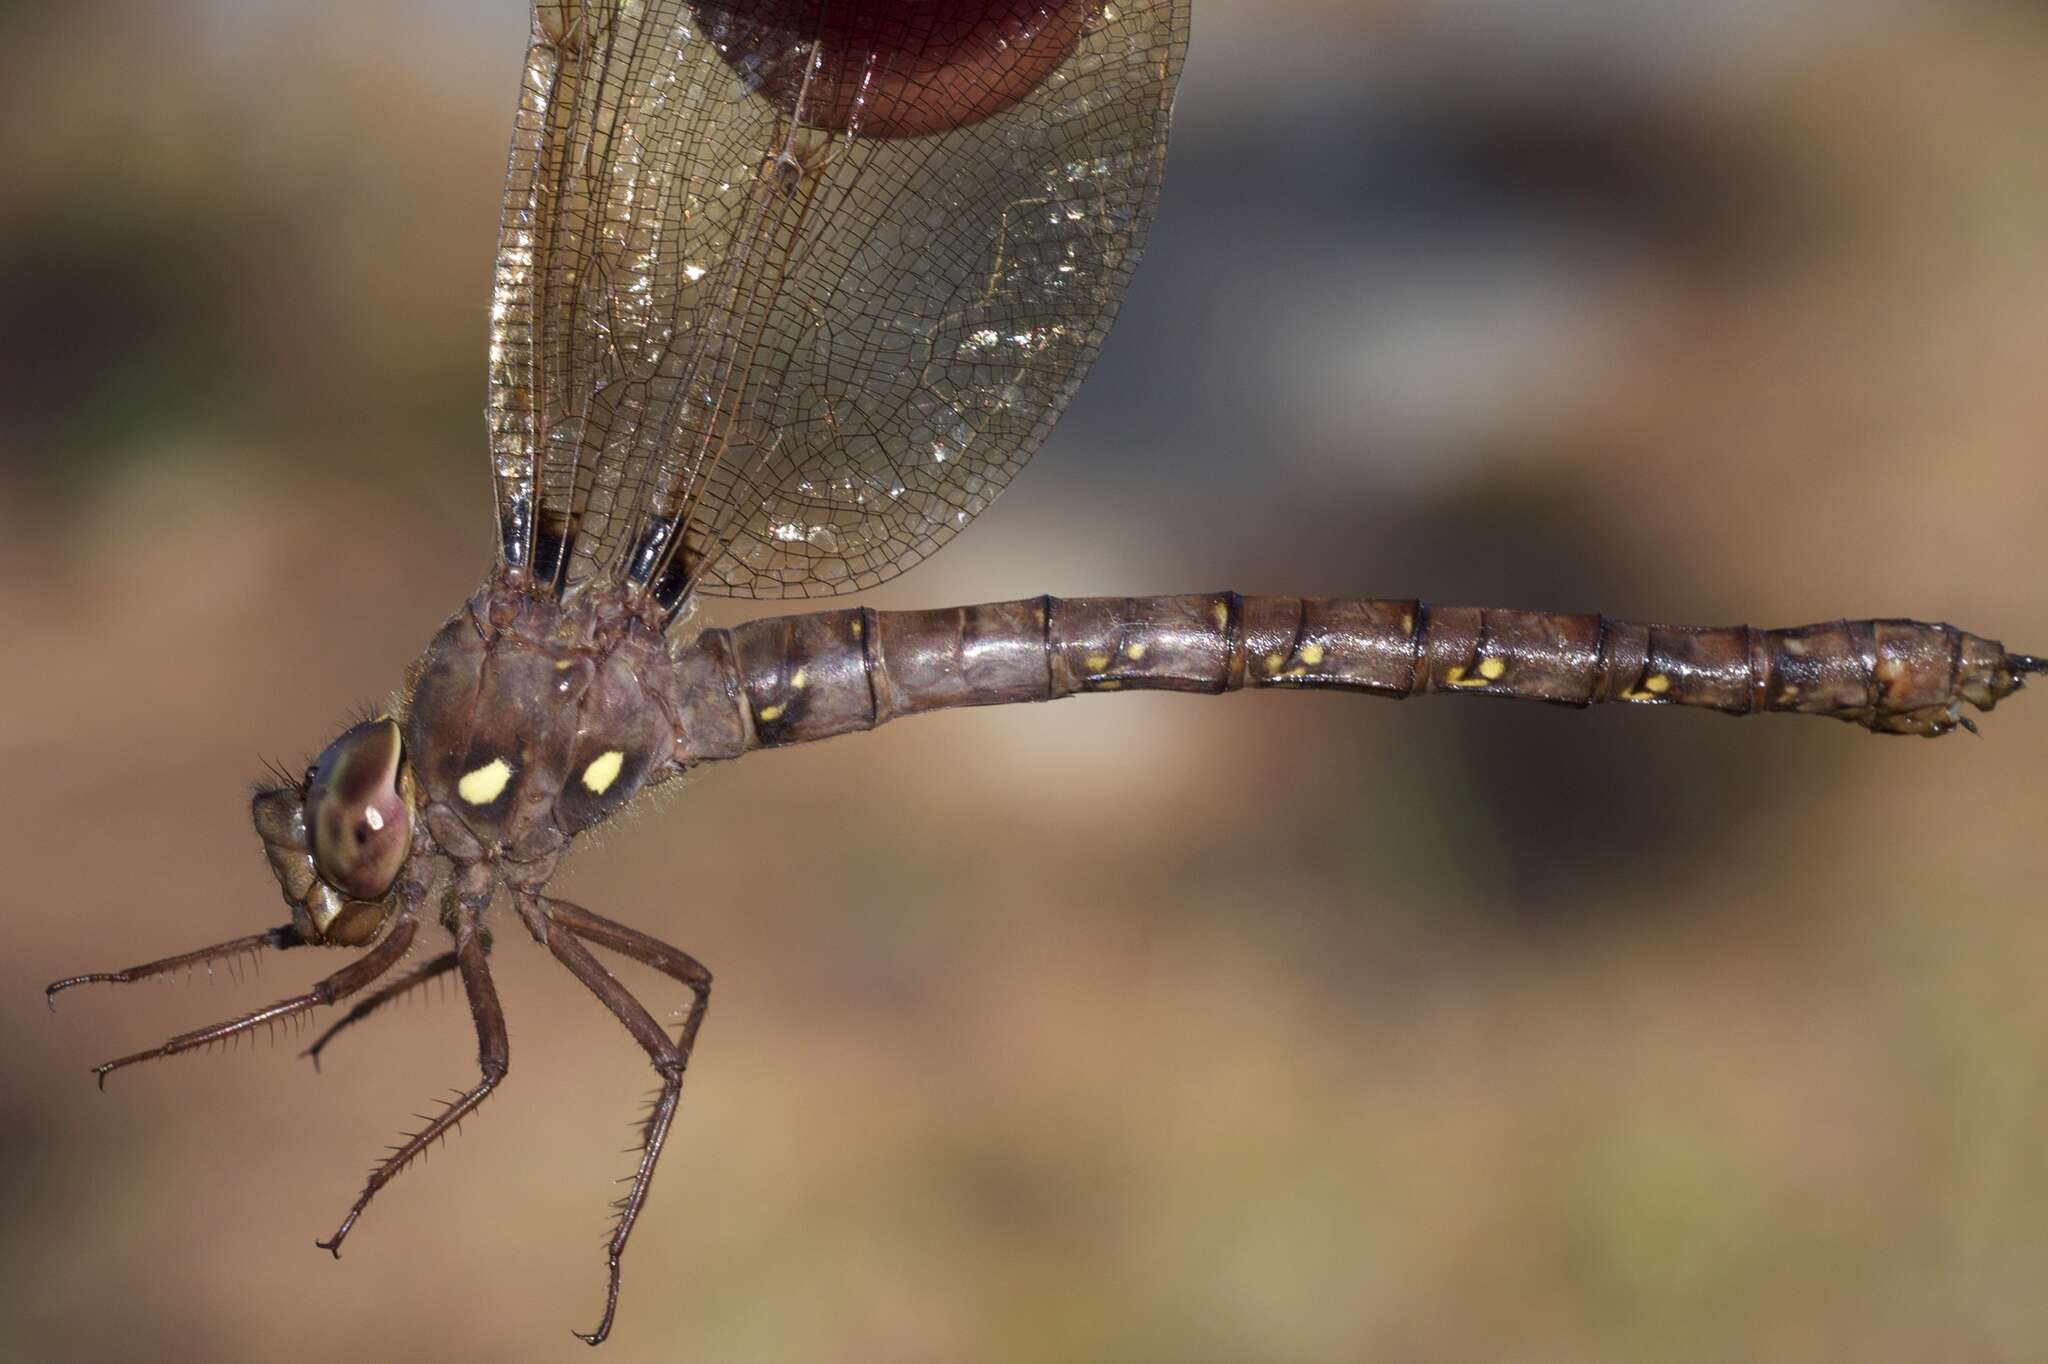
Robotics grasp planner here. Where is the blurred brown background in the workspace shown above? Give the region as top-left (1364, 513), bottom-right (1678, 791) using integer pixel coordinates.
top-left (6, 2), bottom-right (2048, 1360)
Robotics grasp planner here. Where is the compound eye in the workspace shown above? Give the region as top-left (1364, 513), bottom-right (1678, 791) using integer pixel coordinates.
top-left (304, 718), bottom-right (411, 901)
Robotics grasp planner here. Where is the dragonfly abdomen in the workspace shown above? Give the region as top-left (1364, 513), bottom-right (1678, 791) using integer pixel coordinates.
top-left (669, 594), bottom-right (2040, 761)
top-left (1228, 599), bottom-right (2034, 736)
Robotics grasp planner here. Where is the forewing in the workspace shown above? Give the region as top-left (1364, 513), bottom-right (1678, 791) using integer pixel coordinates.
top-left (489, 1), bottom-right (787, 588)
top-left (486, 1), bottom-right (1188, 599)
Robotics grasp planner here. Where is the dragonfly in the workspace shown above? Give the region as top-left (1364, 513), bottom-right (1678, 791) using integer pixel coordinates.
top-left (46, 0), bottom-right (2044, 1347)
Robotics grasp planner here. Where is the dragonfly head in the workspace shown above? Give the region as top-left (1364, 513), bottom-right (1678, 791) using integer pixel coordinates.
top-left (252, 716), bottom-right (415, 946)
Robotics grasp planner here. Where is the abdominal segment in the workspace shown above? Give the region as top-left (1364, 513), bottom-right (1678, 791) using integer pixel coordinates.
top-left (667, 593), bottom-right (2036, 762)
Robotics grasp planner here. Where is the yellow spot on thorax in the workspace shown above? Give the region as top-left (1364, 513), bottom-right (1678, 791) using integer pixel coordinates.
top-left (554, 658), bottom-right (574, 670)
top-left (458, 757), bottom-right (512, 805)
top-left (1094, 679), bottom-right (1124, 690)
top-left (757, 702), bottom-right (785, 723)
top-left (580, 749), bottom-right (626, 795)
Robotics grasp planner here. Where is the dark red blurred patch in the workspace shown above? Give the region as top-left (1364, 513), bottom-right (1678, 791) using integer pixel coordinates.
top-left (701, 0), bottom-right (1088, 138)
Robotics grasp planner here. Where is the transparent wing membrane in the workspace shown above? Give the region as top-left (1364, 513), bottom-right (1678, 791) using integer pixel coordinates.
top-left (487, 0), bottom-right (1188, 602)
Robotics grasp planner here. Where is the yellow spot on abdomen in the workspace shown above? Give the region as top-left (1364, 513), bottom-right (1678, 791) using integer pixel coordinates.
top-left (458, 758), bottom-right (512, 805)
top-left (1621, 673), bottom-right (1673, 701)
top-left (1211, 600), bottom-right (1230, 630)
top-left (580, 749), bottom-right (625, 795)
top-left (1094, 679), bottom-right (1124, 690)
top-left (1263, 652), bottom-right (1283, 674)
top-left (1085, 651), bottom-right (1112, 671)
top-left (1299, 642), bottom-right (1325, 667)
top-left (757, 703), bottom-right (785, 723)
top-left (1477, 657), bottom-right (1506, 681)
top-left (791, 667), bottom-right (809, 690)
top-left (1124, 641), bottom-right (1147, 661)
top-left (1443, 665), bottom-right (1486, 689)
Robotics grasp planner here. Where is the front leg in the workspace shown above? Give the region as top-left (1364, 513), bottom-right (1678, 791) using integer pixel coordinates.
top-left (57, 848), bottom-right (440, 1086)
top-left (514, 893), bottom-right (712, 1346)
top-left (80, 918), bottom-right (417, 1088)
top-left (47, 925), bottom-right (309, 1009)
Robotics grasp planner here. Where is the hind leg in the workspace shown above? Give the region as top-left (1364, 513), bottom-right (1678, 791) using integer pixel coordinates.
top-left (515, 893), bottom-right (711, 1345)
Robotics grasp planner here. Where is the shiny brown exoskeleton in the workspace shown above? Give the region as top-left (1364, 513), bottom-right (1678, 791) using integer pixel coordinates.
top-left (45, 0), bottom-right (2043, 1347)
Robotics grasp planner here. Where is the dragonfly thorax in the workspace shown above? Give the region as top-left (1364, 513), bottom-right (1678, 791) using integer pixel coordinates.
top-left (405, 580), bottom-right (680, 876)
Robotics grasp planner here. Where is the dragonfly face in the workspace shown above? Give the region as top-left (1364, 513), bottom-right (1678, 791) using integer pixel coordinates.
top-left (250, 718), bottom-right (410, 949)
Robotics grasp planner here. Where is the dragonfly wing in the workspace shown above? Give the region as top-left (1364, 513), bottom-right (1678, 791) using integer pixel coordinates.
top-left (489, 0), bottom-right (786, 589)
top-left (682, 0), bottom-right (1190, 600)
top-left (487, 1), bottom-right (1188, 601)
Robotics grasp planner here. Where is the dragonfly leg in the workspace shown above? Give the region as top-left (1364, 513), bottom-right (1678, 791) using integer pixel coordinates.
top-left (83, 913), bottom-right (420, 1089)
top-left (525, 896), bottom-right (714, 1057)
top-left (300, 950), bottom-right (462, 1071)
top-left (316, 885), bottom-right (506, 1257)
top-left (46, 925), bottom-right (309, 1010)
top-left (514, 893), bottom-right (712, 1347)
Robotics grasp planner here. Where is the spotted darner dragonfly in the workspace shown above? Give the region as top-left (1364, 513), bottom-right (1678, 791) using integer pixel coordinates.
top-left (46, 0), bottom-right (2044, 1347)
